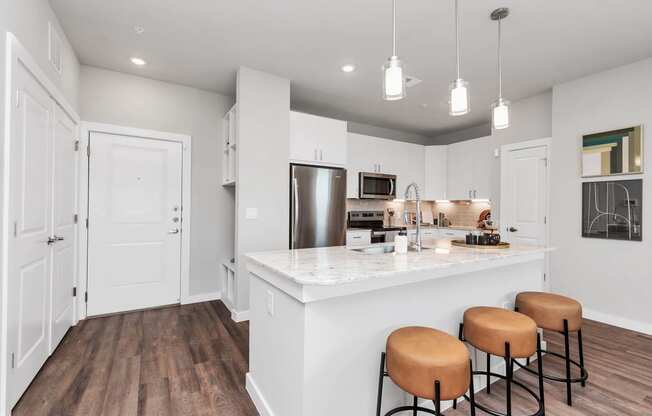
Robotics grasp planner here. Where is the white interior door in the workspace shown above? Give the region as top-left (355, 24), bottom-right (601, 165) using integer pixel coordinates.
top-left (502, 145), bottom-right (548, 246)
top-left (88, 132), bottom-right (183, 316)
top-left (7, 60), bottom-right (53, 408)
top-left (50, 104), bottom-right (77, 350)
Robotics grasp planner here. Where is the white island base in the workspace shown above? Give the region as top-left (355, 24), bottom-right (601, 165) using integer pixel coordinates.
top-left (245, 241), bottom-right (547, 416)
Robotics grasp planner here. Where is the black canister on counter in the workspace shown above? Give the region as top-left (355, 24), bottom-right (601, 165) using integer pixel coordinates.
top-left (465, 233), bottom-right (473, 245)
top-left (477, 234), bottom-right (488, 245)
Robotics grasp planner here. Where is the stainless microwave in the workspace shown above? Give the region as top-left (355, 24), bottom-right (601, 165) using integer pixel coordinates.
top-left (359, 172), bottom-right (397, 200)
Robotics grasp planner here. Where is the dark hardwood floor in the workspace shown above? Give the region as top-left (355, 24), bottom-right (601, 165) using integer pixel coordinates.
top-left (13, 301), bottom-right (652, 416)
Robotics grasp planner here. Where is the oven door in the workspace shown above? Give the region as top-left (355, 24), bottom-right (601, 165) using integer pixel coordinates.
top-left (359, 172), bottom-right (396, 200)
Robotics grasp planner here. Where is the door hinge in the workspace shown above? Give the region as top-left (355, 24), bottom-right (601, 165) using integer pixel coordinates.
top-left (74, 140), bottom-right (80, 151)
top-left (84, 292), bottom-right (88, 303)
top-left (13, 221), bottom-right (17, 237)
top-left (74, 214), bottom-right (78, 224)
top-left (86, 145), bottom-right (90, 158)
top-left (544, 216), bottom-right (547, 224)
top-left (73, 287), bottom-right (77, 297)
top-left (11, 353), bottom-right (15, 369)
top-left (543, 273), bottom-right (547, 282)
top-left (85, 218), bottom-right (89, 229)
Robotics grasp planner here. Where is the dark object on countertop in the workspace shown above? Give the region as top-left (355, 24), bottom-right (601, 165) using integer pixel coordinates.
top-left (486, 232), bottom-right (501, 246)
top-left (477, 234), bottom-right (488, 245)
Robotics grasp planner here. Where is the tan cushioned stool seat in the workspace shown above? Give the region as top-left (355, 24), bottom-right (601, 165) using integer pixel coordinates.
top-left (463, 307), bottom-right (537, 359)
top-left (516, 292), bottom-right (583, 332)
top-left (386, 327), bottom-right (470, 401)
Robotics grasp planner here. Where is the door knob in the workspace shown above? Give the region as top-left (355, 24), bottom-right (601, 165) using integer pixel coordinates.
top-left (54, 235), bottom-right (64, 241)
top-left (46, 237), bottom-right (56, 245)
top-left (508, 227), bottom-right (518, 232)
top-left (168, 229), bottom-right (180, 234)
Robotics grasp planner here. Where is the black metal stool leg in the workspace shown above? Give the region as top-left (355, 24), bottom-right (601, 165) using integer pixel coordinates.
top-left (413, 396), bottom-right (418, 416)
top-left (469, 359), bottom-right (477, 416)
top-left (505, 342), bottom-right (513, 416)
top-left (376, 352), bottom-right (386, 416)
top-left (563, 319), bottom-right (572, 406)
top-left (453, 398), bottom-right (457, 409)
top-left (486, 352), bottom-right (491, 394)
top-left (434, 380), bottom-right (441, 416)
top-left (578, 328), bottom-right (586, 388)
top-left (536, 333), bottom-right (545, 408)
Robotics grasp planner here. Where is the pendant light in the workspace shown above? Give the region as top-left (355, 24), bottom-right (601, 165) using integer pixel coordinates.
top-left (491, 7), bottom-right (510, 130)
top-left (382, 0), bottom-right (405, 101)
top-left (449, 0), bottom-right (469, 116)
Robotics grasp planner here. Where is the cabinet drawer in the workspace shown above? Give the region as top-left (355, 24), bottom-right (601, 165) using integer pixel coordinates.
top-left (346, 230), bottom-right (371, 247)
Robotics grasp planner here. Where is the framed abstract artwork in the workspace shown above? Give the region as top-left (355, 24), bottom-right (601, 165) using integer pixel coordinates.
top-left (581, 126), bottom-right (643, 177)
top-left (582, 179), bottom-right (642, 241)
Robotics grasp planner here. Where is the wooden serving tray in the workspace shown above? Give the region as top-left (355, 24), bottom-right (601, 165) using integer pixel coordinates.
top-left (451, 240), bottom-right (511, 249)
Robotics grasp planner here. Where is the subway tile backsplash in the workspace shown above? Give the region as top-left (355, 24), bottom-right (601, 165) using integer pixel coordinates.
top-left (346, 199), bottom-right (491, 228)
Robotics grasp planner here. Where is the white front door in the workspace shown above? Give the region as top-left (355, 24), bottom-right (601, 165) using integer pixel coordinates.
top-left (7, 60), bottom-right (53, 408)
top-left (501, 144), bottom-right (548, 246)
top-left (50, 104), bottom-right (77, 350)
top-left (87, 132), bottom-right (183, 316)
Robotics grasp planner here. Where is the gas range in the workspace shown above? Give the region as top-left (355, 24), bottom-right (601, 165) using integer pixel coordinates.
top-left (347, 211), bottom-right (406, 243)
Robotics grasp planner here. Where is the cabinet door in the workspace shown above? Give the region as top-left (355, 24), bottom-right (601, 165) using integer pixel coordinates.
top-left (447, 141), bottom-right (473, 200)
top-left (290, 111), bottom-right (347, 166)
top-left (346, 133), bottom-right (385, 198)
top-left (424, 146), bottom-right (447, 200)
top-left (393, 141), bottom-right (425, 199)
top-left (469, 136), bottom-right (492, 200)
top-left (290, 111), bottom-right (320, 163)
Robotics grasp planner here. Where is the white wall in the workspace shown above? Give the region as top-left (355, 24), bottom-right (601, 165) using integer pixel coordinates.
top-left (3, 0), bottom-right (79, 110)
top-left (551, 58), bottom-right (652, 333)
top-left (79, 65), bottom-right (235, 297)
top-left (235, 67), bottom-right (290, 312)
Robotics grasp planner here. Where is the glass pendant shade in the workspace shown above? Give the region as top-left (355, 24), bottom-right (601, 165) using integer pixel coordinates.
top-left (382, 56), bottom-right (405, 101)
top-left (449, 78), bottom-right (469, 116)
top-left (492, 98), bottom-right (510, 130)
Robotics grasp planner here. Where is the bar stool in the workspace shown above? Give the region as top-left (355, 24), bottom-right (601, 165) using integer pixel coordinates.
top-left (515, 292), bottom-right (588, 406)
top-left (459, 307), bottom-right (545, 416)
top-left (376, 326), bottom-right (476, 415)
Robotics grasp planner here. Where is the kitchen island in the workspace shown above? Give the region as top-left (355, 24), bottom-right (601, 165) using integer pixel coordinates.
top-left (244, 239), bottom-right (550, 416)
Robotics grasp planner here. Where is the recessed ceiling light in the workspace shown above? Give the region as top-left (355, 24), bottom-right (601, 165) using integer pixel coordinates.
top-left (134, 25), bottom-right (145, 35)
top-left (130, 57), bottom-right (147, 66)
top-left (341, 64), bottom-right (356, 73)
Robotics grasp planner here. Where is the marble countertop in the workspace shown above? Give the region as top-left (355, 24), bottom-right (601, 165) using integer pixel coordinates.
top-left (245, 239), bottom-right (550, 287)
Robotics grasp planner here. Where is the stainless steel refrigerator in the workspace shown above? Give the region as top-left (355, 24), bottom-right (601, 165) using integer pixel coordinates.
top-left (290, 164), bottom-right (347, 249)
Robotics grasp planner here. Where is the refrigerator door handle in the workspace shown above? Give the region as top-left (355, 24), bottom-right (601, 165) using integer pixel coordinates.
top-left (292, 177), bottom-right (299, 249)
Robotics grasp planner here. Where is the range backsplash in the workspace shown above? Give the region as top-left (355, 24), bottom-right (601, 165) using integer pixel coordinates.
top-left (346, 199), bottom-right (492, 228)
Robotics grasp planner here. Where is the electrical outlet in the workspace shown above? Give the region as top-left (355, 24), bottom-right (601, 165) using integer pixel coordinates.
top-left (246, 207), bottom-right (258, 219)
top-left (266, 290), bottom-right (274, 316)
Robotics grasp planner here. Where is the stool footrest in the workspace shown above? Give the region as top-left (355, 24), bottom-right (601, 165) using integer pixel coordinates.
top-left (464, 370), bottom-right (545, 416)
top-left (513, 350), bottom-right (588, 384)
top-left (383, 405), bottom-right (439, 416)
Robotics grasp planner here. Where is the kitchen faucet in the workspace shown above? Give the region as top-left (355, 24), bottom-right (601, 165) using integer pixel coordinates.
top-left (403, 182), bottom-right (422, 252)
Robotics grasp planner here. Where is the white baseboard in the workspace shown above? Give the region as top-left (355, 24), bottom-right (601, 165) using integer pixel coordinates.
top-left (584, 307), bottom-right (652, 335)
top-left (246, 373), bottom-right (275, 416)
top-left (181, 291), bottom-right (221, 305)
top-left (231, 309), bottom-right (250, 322)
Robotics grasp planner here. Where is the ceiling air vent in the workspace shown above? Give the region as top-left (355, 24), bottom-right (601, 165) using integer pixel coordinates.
top-left (405, 75), bottom-right (422, 88)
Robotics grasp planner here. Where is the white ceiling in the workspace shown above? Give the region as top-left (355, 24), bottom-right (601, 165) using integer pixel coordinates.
top-left (50, 0), bottom-right (652, 138)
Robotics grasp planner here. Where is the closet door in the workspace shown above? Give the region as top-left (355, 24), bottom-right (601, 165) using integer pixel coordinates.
top-left (7, 60), bottom-right (54, 409)
top-left (50, 104), bottom-right (77, 351)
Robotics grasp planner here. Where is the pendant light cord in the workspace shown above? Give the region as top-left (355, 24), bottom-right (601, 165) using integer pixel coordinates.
top-left (455, 0), bottom-right (461, 79)
top-left (392, 0), bottom-right (397, 57)
top-left (497, 17), bottom-right (503, 99)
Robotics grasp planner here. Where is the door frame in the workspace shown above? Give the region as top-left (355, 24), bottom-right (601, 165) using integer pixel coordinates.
top-left (500, 137), bottom-right (552, 288)
top-left (78, 122), bottom-right (192, 321)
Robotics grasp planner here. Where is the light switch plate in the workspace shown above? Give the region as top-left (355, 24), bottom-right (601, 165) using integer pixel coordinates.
top-left (266, 290), bottom-right (274, 316)
top-left (246, 207), bottom-right (258, 219)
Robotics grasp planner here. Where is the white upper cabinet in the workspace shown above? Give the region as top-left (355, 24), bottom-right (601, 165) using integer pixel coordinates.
top-left (424, 146), bottom-right (447, 200)
top-left (346, 133), bottom-right (424, 199)
top-left (447, 136), bottom-right (492, 200)
top-left (290, 111), bottom-right (347, 166)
